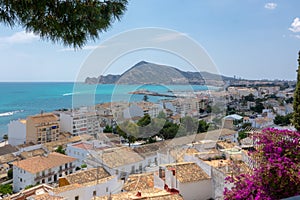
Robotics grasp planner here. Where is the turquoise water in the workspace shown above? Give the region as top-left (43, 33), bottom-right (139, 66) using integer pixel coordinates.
top-left (0, 82), bottom-right (213, 137)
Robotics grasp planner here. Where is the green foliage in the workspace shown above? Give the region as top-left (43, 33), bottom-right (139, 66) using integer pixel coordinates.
top-left (0, 0), bottom-right (128, 48)
top-left (0, 184), bottom-right (12, 195)
top-left (25, 185), bottom-right (34, 190)
top-left (55, 145), bottom-right (65, 154)
top-left (293, 51), bottom-right (300, 131)
top-left (137, 114), bottom-right (151, 127)
top-left (274, 113), bottom-right (293, 126)
top-left (244, 93), bottom-right (255, 101)
top-left (238, 130), bottom-right (248, 141)
top-left (251, 102), bottom-right (264, 113)
top-left (81, 164), bottom-right (87, 168)
top-left (103, 125), bottom-right (113, 133)
top-left (198, 120), bottom-right (209, 133)
top-left (7, 168), bottom-right (13, 179)
top-left (3, 134), bottom-right (8, 140)
top-left (159, 121), bottom-right (179, 139)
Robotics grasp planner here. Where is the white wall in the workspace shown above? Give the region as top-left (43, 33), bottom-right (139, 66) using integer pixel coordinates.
top-left (179, 180), bottom-right (212, 200)
top-left (66, 145), bottom-right (89, 168)
top-left (59, 113), bottom-right (73, 133)
top-left (53, 176), bottom-right (121, 199)
top-left (13, 161), bottom-right (76, 192)
top-left (8, 120), bottom-right (26, 146)
top-left (13, 165), bottom-right (34, 192)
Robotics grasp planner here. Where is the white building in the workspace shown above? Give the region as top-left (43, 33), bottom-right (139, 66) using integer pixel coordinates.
top-left (156, 162), bottom-right (212, 200)
top-left (66, 140), bottom-right (110, 168)
top-left (50, 168), bottom-right (122, 199)
top-left (59, 109), bottom-right (101, 136)
top-left (12, 152), bottom-right (76, 192)
top-left (8, 119), bottom-right (26, 146)
top-left (87, 146), bottom-right (145, 180)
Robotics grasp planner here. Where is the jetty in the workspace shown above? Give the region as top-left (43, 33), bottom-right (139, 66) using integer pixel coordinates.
top-left (129, 90), bottom-right (176, 98)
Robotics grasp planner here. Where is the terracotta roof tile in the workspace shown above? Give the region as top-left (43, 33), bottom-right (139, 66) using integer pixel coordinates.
top-left (123, 173), bottom-right (154, 191)
top-left (101, 147), bottom-right (144, 168)
top-left (63, 168), bottom-right (110, 185)
top-left (94, 188), bottom-right (183, 200)
top-left (165, 162), bottom-right (210, 183)
top-left (12, 152), bottom-right (76, 174)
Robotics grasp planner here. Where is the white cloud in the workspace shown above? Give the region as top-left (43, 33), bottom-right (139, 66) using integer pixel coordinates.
top-left (289, 17), bottom-right (300, 33)
top-left (0, 31), bottom-right (39, 44)
top-left (264, 2), bottom-right (277, 10)
top-left (59, 45), bottom-right (101, 52)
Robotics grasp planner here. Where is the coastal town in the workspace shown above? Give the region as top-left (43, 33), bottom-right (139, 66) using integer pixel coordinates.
top-left (0, 80), bottom-right (296, 200)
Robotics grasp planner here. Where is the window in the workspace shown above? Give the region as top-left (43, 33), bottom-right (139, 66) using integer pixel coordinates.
top-left (93, 191), bottom-right (96, 196)
top-left (75, 196), bottom-right (79, 200)
top-left (106, 187), bottom-right (108, 192)
top-left (65, 163), bottom-right (68, 169)
top-left (48, 177), bottom-right (52, 182)
top-left (20, 178), bottom-right (22, 182)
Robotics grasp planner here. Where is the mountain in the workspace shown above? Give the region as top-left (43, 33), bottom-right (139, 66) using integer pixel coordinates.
top-left (85, 61), bottom-right (234, 86)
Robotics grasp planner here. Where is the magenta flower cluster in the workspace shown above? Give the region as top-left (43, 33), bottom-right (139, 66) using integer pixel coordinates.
top-left (224, 128), bottom-right (300, 200)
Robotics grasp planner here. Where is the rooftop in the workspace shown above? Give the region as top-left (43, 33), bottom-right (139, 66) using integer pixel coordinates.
top-left (133, 141), bottom-right (166, 158)
top-left (71, 142), bottom-right (94, 150)
top-left (61, 168), bottom-right (110, 185)
top-left (0, 153), bottom-right (19, 165)
top-left (0, 144), bottom-right (18, 156)
top-left (29, 193), bottom-right (65, 200)
top-left (123, 173), bottom-right (154, 191)
top-left (165, 162), bottom-right (210, 183)
top-left (101, 147), bottom-right (144, 168)
top-left (19, 148), bottom-right (47, 159)
top-left (94, 188), bottom-right (183, 200)
top-left (27, 113), bottom-right (58, 124)
top-left (13, 152), bottom-right (76, 174)
top-left (217, 141), bottom-right (236, 149)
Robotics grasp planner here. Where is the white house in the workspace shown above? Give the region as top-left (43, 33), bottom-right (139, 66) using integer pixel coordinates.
top-left (12, 152), bottom-right (77, 192)
top-left (50, 168), bottom-right (122, 199)
top-left (86, 146), bottom-right (145, 181)
top-left (66, 140), bottom-right (110, 168)
top-left (156, 162), bottom-right (212, 200)
top-left (8, 119), bottom-right (26, 146)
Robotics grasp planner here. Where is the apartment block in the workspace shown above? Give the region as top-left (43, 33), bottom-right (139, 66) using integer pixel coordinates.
top-left (26, 113), bottom-right (60, 144)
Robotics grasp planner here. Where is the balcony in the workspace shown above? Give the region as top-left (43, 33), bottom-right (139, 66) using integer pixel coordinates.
top-left (58, 165), bottom-right (75, 173)
top-left (34, 171), bottom-right (55, 181)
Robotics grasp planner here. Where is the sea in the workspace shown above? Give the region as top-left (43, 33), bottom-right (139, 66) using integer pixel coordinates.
top-left (0, 82), bottom-right (214, 138)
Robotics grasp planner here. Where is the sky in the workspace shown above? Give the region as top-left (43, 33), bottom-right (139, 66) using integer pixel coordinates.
top-left (0, 0), bottom-right (300, 82)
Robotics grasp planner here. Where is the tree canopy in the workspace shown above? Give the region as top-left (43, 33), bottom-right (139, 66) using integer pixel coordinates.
top-left (0, 0), bottom-right (128, 48)
top-left (293, 51), bottom-right (300, 131)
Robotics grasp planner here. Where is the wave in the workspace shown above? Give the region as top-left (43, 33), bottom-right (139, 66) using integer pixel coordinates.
top-left (62, 92), bottom-right (80, 96)
top-left (0, 110), bottom-right (24, 117)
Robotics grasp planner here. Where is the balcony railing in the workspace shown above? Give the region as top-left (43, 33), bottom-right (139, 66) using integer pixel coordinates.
top-left (34, 171), bottom-right (55, 181)
top-left (58, 165), bottom-right (75, 173)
